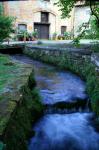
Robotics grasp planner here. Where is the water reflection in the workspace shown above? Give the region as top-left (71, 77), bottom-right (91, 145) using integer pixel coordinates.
top-left (12, 55), bottom-right (87, 104)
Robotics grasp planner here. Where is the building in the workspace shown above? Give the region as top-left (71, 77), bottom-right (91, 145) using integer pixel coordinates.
top-left (3, 0), bottom-right (75, 39)
top-left (74, 2), bottom-right (91, 36)
top-left (3, 0), bottom-right (91, 39)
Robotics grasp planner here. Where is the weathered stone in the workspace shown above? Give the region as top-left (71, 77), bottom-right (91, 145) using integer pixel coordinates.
top-left (91, 53), bottom-right (99, 69)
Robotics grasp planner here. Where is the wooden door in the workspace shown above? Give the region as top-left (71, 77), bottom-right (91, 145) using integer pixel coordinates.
top-left (34, 23), bottom-right (49, 39)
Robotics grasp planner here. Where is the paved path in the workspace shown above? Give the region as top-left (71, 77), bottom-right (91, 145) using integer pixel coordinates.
top-left (2, 39), bottom-right (99, 45)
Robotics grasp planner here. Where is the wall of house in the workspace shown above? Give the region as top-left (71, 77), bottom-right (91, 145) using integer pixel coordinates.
top-left (74, 6), bottom-right (91, 36)
top-left (3, 0), bottom-right (91, 38)
top-left (3, 0), bottom-right (73, 38)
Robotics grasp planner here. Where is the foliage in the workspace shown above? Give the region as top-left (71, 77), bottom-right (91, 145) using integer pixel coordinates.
top-left (91, 42), bottom-right (99, 52)
top-left (0, 15), bottom-right (15, 43)
top-left (17, 30), bottom-right (38, 41)
top-left (64, 31), bottom-right (72, 39)
top-left (57, 34), bottom-right (64, 40)
top-left (32, 31), bottom-right (38, 38)
top-left (73, 37), bottom-right (80, 46)
top-left (77, 16), bottom-right (99, 39)
top-left (0, 2), bottom-right (3, 15)
top-left (52, 32), bottom-right (57, 40)
top-left (23, 31), bottom-right (29, 38)
top-left (55, 0), bottom-right (75, 18)
top-left (55, 0), bottom-right (99, 25)
top-left (56, 32), bottom-right (73, 40)
top-left (16, 31), bottom-right (30, 41)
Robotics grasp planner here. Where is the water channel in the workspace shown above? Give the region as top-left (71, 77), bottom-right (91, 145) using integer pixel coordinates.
top-left (12, 55), bottom-right (99, 150)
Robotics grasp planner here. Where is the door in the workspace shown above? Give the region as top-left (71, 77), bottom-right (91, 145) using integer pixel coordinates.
top-left (34, 23), bottom-right (49, 39)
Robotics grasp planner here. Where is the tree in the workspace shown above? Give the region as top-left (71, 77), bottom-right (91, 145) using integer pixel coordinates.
top-left (0, 2), bottom-right (3, 15)
top-left (55, 0), bottom-right (99, 26)
top-left (0, 2), bottom-right (15, 43)
top-left (81, 17), bottom-right (99, 39)
top-left (0, 15), bottom-right (15, 43)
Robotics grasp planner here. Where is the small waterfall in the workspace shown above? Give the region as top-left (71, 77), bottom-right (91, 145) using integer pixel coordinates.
top-left (11, 55), bottom-right (99, 150)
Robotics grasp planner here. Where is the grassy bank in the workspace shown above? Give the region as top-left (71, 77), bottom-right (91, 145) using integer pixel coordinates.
top-left (24, 48), bottom-right (99, 117)
top-left (3, 84), bottom-right (43, 150)
top-left (0, 54), bottom-right (44, 150)
top-left (0, 54), bottom-right (18, 94)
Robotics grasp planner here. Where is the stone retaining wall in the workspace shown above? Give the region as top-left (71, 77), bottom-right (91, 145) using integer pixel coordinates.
top-left (0, 44), bottom-right (24, 54)
top-left (24, 45), bottom-right (99, 117)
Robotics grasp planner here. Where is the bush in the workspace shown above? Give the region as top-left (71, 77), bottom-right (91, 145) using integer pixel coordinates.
top-left (16, 31), bottom-right (31, 41)
top-left (52, 32), bottom-right (57, 40)
top-left (0, 15), bottom-right (15, 43)
top-left (73, 37), bottom-right (80, 47)
top-left (32, 31), bottom-right (38, 39)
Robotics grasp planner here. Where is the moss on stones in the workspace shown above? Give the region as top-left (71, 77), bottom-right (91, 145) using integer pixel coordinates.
top-left (24, 47), bottom-right (99, 116)
top-left (0, 54), bottom-right (44, 150)
top-left (3, 86), bottom-right (43, 150)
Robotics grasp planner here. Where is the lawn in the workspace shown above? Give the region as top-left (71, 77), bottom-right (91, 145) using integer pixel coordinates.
top-left (0, 54), bottom-right (31, 95)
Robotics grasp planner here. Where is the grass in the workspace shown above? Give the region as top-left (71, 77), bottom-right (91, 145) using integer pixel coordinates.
top-left (0, 54), bottom-right (31, 94)
top-left (0, 54), bottom-right (16, 93)
top-left (0, 54), bottom-right (44, 150)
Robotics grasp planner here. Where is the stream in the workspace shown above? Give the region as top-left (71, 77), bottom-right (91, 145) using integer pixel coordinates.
top-left (12, 55), bottom-right (99, 150)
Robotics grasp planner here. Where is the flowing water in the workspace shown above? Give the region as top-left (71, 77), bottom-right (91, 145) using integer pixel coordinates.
top-left (12, 55), bottom-right (99, 150)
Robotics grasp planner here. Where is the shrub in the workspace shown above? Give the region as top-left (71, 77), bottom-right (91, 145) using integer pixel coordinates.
top-left (0, 15), bottom-right (15, 43)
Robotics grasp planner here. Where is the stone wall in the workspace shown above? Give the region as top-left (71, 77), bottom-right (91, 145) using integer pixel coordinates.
top-left (24, 45), bottom-right (99, 117)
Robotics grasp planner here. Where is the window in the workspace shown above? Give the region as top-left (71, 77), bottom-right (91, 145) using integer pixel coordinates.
top-left (41, 12), bottom-right (49, 23)
top-left (18, 24), bottom-right (27, 32)
top-left (61, 26), bottom-right (67, 35)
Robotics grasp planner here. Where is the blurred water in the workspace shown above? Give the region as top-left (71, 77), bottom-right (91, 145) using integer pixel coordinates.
top-left (12, 55), bottom-right (87, 104)
top-left (28, 113), bottom-right (99, 150)
top-left (11, 55), bottom-right (99, 150)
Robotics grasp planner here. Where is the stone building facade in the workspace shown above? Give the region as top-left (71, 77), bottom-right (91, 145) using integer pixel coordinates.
top-left (3, 0), bottom-right (74, 39)
top-left (74, 3), bottom-right (91, 35)
top-left (3, 0), bottom-right (91, 39)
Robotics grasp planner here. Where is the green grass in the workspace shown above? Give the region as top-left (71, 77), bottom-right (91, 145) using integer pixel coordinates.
top-left (0, 54), bottom-right (30, 94)
top-left (0, 54), bottom-right (19, 93)
top-left (0, 54), bottom-right (44, 149)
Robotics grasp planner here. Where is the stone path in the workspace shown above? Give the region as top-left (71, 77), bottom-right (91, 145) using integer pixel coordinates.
top-left (2, 39), bottom-right (99, 45)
